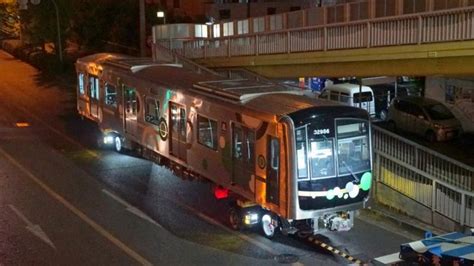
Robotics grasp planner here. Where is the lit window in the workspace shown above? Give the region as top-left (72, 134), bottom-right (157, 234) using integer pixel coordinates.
top-left (78, 73), bottom-right (85, 95)
top-left (213, 24), bottom-right (221, 38)
top-left (237, 20), bottom-right (249, 35)
top-left (198, 115), bottom-right (217, 150)
top-left (195, 25), bottom-right (208, 38)
top-left (223, 22), bottom-right (234, 37)
top-left (89, 76), bottom-right (99, 100)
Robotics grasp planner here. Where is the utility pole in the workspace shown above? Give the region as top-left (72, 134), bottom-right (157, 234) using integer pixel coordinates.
top-left (139, 0), bottom-right (146, 57)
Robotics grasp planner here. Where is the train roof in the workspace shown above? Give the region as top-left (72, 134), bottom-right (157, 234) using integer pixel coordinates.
top-left (245, 93), bottom-right (338, 116)
top-left (77, 53), bottom-right (344, 116)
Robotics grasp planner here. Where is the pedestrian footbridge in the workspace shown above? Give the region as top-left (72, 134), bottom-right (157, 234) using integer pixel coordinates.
top-left (153, 7), bottom-right (474, 78)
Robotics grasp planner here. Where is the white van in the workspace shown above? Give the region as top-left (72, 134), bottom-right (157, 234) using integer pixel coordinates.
top-left (319, 83), bottom-right (376, 117)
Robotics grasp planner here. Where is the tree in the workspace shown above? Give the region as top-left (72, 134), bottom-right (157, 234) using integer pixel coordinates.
top-left (0, 2), bottom-right (19, 38)
top-left (19, 0), bottom-right (71, 54)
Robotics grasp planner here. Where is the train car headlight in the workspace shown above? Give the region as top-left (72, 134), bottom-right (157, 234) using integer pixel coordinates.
top-left (104, 135), bottom-right (114, 144)
top-left (244, 212), bottom-right (259, 225)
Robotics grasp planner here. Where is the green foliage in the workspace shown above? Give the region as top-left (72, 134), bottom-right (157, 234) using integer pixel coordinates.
top-left (0, 2), bottom-right (19, 38)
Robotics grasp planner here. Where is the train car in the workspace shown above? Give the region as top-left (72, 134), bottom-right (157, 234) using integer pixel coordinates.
top-left (75, 53), bottom-right (373, 238)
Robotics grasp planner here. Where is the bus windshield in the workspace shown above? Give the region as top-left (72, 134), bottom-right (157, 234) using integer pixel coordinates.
top-left (336, 119), bottom-right (371, 175)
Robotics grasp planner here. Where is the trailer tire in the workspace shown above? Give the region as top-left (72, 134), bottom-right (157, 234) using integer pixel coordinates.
top-left (228, 207), bottom-right (242, 231)
top-left (114, 135), bottom-right (123, 153)
top-left (261, 213), bottom-right (279, 239)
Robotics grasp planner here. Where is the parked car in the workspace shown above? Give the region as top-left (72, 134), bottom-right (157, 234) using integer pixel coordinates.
top-left (318, 83), bottom-right (376, 117)
top-left (387, 96), bottom-right (462, 142)
top-left (372, 83), bottom-right (423, 121)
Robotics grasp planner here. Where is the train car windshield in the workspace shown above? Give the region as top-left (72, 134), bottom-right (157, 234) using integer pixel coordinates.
top-left (295, 118), bottom-right (370, 180)
top-left (336, 119), bottom-right (371, 175)
top-left (296, 118), bottom-right (337, 180)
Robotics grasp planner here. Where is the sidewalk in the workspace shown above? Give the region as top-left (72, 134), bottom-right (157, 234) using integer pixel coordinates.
top-left (361, 200), bottom-right (447, 240)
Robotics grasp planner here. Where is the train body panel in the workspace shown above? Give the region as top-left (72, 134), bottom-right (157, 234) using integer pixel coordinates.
top-left (75, 53), bottom-right (373, 233)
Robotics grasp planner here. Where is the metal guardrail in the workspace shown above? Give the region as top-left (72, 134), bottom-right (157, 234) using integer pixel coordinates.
top-left (372, 125), bottom-right (474, 228)
top-left (170, 7), bottom-right (474, 59)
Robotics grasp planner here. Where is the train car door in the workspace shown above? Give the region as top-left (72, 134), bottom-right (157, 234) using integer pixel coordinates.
top-left (266, 136), bottom-right (280, 205)
top-left (123, 86), bottom-right (138, 138)
top-left (169, 102), bottom-right (187, 162)
top-left (88, 75), bottom-right (100, 119)
top-left (231, 124), bottom-right (255, 190)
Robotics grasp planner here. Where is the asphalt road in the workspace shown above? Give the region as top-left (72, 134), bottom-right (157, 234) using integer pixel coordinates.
top-left (0, 49), bottom-right (415, 265)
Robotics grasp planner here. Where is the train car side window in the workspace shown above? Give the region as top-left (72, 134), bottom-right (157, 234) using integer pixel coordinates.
top-left (266, 136), bottom-right (280, 204)
top-left (233, 126), bottom-right (243, 159)
top-left (89, 76), bottom-right (99, 100)
top-left (270, 138), bottom-right (279, 170)
top-left (78, 73), bottom-right (85, 95)
top-left (197, 115), bottom-right (217, 150)
top-left (105, 83), bottom-right (117, 107)
top-left (296, 128), bottom-right (308, 180)
top-left (145, 97), bottom-right (160, 125)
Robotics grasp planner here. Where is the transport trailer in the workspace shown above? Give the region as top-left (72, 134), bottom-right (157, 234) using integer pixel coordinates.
top-left (75, 53), bottom-right (373, 238)
top-left (374, 230), bottom-right (474, 265)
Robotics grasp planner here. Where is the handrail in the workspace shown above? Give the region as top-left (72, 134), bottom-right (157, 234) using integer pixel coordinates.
top-left (170, 6), bottom-right (474, 60)
top-left (181, 6), bottom-right (474, 43)
top-left (373, 125), bottom-right (473, 172)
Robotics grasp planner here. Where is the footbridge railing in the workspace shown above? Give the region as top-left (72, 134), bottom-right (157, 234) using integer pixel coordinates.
top-left (155, 7), bottom-right (474, 60)
top-left (372, 125), bottom-right (474, 230)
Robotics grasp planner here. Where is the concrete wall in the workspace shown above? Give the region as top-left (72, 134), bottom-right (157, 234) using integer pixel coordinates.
top-left (425, 76), bottom-right (474, 133)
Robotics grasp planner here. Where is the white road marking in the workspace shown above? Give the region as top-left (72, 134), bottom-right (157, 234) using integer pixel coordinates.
top-left (102, 189), bottom-right (163, 228)
top-left (15, 104), bottom-right (100, 159)
top-left (8, 204), bottom-right (56, 250)
top-left (0, 147), bottom-right (152, 266)
top-left (160, 193), bottom-right (280, 256)
top-left (167, 197), bottom-right (305, 266)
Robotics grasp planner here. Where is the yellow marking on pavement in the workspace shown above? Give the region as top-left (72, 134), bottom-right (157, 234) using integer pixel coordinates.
top-left (15, 105), bottom-right (99, 159)
top-left (305, 236), bottom-right (365, 265)
top-left (0, 147), bottom-right (152, 266)
top-left (15, 122), bottom-right (30, 127)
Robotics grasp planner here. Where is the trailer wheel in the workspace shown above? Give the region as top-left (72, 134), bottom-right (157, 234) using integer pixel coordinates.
top-left (261, 213), bottom-right (278, 239)
top-left (114, 135), bottom-right (123, 153)
top-left (228, 207), bottom-right (242, 231)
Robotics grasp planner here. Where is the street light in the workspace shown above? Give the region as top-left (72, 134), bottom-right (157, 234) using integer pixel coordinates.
top-left (18, 0), bottom-right (63, 65)
top-left (157, 11), bottom-right (166, 24)
top-left (205, 16), bottom-right (215, 26)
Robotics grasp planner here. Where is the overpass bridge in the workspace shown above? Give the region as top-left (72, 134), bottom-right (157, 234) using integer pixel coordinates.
top-left (153, 7), bottom-right (474, 78)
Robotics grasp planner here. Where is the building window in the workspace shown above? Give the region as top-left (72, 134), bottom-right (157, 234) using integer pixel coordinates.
top-left (213, 24), bottom-right (221, 38)
top-left (145, 97), bottom-right (160, 125)
top-left (267, 7), bottom-right (276, 15)
top-left (78, 73), bottom-right (85, 95)
top-left (253, 17), bottom-right (264, 33)
top-left (223, 22), bottom-right (234, 36)
top-left (237, 20), bottom-right (249, 35)
top-left (197, 115), bottom-right (218, 150)
top-left (195, 25), bottom-right (208, 38)
top-left (105, 83), bottom-right (117, 107)
top-left (219, 9), bottom-right (231, 20)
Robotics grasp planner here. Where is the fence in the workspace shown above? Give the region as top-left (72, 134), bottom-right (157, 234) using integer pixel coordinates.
top-left (172, 7), bottom-right (474, 59)
top-left (372, 125), bottom-right (474, 228)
